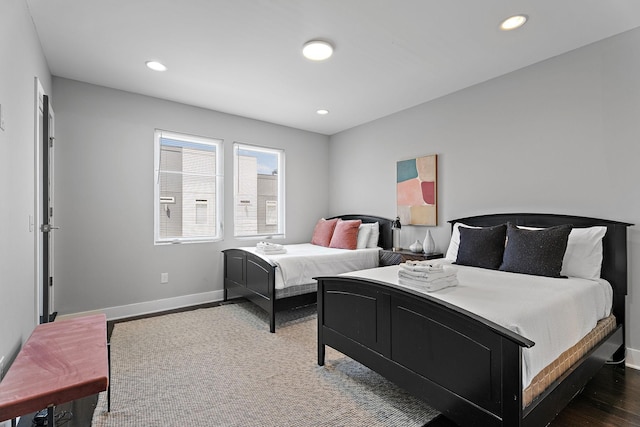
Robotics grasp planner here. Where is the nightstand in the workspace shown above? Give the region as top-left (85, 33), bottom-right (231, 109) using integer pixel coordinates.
top-left (379, 249), bottom-right (444, 266)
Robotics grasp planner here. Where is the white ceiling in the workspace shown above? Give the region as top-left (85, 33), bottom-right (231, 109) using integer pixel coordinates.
top-left (25, 0), bottom-right (640, 135)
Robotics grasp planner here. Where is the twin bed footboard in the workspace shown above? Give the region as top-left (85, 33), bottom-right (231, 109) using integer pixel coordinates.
top-left (223, 248), bottom-right (281, 333)
top-left (316, 276), bottom-right (623, 427)
top-left (223, 248), bottom-right (316, 332)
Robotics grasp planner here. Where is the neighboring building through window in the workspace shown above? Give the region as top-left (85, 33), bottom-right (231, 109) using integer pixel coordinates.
top-left (234, 143), bottom-right (284, 237)
top-left (154, 130), bottom-right (223, 244)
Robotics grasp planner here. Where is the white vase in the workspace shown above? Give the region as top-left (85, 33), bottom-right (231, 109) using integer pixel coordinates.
top-left (423, 229), bottom-right (436, 254)
top-left (409, 240), bottom-right (423, 253)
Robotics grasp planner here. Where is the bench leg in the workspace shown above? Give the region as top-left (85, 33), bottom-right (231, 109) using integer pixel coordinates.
top-left (107, 341), bottom-right (111, 412)
top-left (47, 406), bottom-right (55, 427)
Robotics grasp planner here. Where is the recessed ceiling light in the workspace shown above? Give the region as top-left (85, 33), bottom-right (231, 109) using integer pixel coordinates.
top-left (146, 61), bottom-right (167, 72)
top-left (316, 109), bottom-right (329, 115)
top-left (499, 14), bottom-right (528, 31)
top-left (302, 40), bottom-right (334, 61)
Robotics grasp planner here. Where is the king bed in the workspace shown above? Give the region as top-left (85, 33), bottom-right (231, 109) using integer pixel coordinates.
top-left (223, 214), bottom-right (393, 332)
top-left (316, 213), bottom-right (631, 427)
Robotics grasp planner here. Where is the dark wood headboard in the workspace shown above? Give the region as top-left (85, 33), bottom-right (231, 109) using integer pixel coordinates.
top-left (449, 213), bottom-right (633, 335)
top-left (328, 214), bottom-right (393, 250)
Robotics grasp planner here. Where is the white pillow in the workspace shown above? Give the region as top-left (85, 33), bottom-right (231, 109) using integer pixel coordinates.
top-left (356, 224), bottom-right (372, 249)
top-left (364, 222), bottom-right (380, 248)
top-left (445, 222), bottom-right (481, 261)
top-left (516, 225), bottom-right (607, 279)
top-left (563, 226), bottom-right (607, 279)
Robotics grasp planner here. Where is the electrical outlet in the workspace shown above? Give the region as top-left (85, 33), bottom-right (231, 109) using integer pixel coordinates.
top-left (161, 273), bottom-right (169, 283)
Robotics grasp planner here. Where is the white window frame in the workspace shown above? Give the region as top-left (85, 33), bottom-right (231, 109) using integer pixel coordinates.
top-left (154, 129), bottom-right (223, 244)
top-left (233, 142), bottom-right (285, 239)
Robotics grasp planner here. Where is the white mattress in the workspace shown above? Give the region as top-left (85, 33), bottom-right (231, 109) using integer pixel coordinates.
top-left (241, 243), bottom-right (380, 289)
top-left (341, 259), bottom-right (613, 388)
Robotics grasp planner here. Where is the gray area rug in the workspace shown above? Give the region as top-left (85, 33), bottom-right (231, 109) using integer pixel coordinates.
top-left (92, 302), bottom-right (439, 426)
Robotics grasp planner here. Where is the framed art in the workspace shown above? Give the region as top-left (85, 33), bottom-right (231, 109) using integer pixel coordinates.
top-left (397, 154), bottom-right (437, 225)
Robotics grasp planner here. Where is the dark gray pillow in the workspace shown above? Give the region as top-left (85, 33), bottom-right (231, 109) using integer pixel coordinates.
top-left (455, 224), bottom-right (507, 270)
top-left (499, 223), bottom-right (572, 278)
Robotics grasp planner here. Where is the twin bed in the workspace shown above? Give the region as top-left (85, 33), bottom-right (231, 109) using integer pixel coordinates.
top-left (316, 213), bottom-right (631, 427)
top-left (222, 214), bottom-right (393, 332)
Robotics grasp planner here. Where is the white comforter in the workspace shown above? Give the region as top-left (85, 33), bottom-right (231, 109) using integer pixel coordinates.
top-left (241, 244), bottom-right (380, 289)
top-left (341, 259), bottom-right (613, 388)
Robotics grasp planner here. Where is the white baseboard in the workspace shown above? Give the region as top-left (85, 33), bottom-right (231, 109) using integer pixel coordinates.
top-left (626, 347), bottom-right (640, 370)
top-left (57, 290), bottom-right (225, 322)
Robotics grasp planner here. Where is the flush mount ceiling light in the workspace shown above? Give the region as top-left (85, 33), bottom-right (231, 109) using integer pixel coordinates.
top-left (302, 40), bottom-right (334, 61)
top-left (316, 109), bottom-right (329, 115)
top-left (145, 61), bottom-right (167, 71)
top-left (499, 14), bottom-right (528, 31)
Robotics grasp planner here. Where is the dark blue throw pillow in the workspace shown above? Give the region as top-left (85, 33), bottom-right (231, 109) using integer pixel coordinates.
top-left (499, 223), bottom-right (572, 278)
top-left (455, 224), bottom-right (507, 270)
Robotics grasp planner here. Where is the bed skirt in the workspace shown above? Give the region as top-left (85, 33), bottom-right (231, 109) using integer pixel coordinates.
top-left (275, 282), bottom-right (317, 299)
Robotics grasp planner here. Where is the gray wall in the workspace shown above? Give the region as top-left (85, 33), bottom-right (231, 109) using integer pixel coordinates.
top-left (51, 78), bottom-right (329, 317)
top-left (0, 0), bottom-right (52, 374)
top-left (328, 28), bottom-right (640, 366)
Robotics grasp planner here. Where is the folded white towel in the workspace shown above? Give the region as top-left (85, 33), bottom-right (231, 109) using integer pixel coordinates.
top-left (257, 241), bottom-right (284, 250)
top-left (400, 261), bottom-right (444, 273)
top-left (398, 276), bottom-right (458, 292)
top-left (256, 247), bottom-right (287, 255)
top-left (398, 269), bottom-right (457, 281)
top-left (405, 260), bottom-right (439, 267)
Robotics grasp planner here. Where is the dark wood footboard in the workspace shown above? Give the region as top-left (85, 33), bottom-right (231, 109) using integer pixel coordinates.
top-left (317, 276), bottom-right (532, 426)
top-left (223, 248), bottom-right (279, 332)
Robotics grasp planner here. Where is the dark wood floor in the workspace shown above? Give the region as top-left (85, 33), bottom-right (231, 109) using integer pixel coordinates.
top-left (550, 362), bottom-right (640, 426)
top-left (16, 303), bottom-right (640, 427)
top-left (428, 363), bottom-right (640, 427)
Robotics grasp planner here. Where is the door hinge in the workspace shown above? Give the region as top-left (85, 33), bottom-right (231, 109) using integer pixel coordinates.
top-left (49, 207), bottom-right (53, 217)
top-left (49, 136), bottom-right (55, 147)
top-left (49, 276), bottom-right (53, 287)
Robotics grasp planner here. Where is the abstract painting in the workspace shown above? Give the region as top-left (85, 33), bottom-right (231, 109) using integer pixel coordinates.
top-left (397, 154), bottom-right (437, 225)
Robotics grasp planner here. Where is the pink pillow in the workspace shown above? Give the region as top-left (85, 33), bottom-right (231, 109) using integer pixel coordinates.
top-left (329, 219), bottom-right (362, 249)
top-left (311, 218), bottom-right (339, 247)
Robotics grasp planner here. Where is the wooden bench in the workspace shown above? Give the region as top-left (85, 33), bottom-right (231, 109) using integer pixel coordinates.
top-left (0, 314), bottom-right (109, 425)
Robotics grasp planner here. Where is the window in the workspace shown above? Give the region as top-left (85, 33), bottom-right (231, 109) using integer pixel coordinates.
top-left (154, 130), bottom-right (223, 244)
top-left (233, 143), bottom-right (285, 238)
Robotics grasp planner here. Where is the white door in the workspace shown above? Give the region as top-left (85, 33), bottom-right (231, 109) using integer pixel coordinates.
top-left (35, 78), bottom-right (56, 323)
